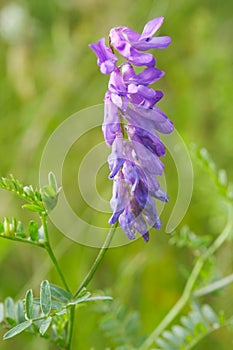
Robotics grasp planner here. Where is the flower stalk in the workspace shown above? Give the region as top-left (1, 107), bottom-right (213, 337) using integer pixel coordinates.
top-left (139, 203), bottom-right (233, 350)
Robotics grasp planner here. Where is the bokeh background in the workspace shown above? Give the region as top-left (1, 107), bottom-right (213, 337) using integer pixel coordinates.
top-left (0, 0), bottom-right (233, 349)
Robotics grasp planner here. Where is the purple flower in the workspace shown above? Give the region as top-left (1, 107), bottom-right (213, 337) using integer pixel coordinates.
top-left (89, 38), bottom-right (118, 74)
top-left (103, 92), bottom-right (122, 146)
top-left (109, 171), bottom-right (130, 225)
top-left (89, 17), bottom-right (173, 241)
top-left (108, 133), bottom-right (125, 179)
top-left (109, 17), bottom-right (171, 67)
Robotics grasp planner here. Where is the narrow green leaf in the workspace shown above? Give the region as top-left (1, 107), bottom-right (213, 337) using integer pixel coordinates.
top-left (22, 204), bottom-right (43, 213)
top-left (68, 292), bottom-right (91, 306)
top-left (0, 221), bottom-right (4, 233)
top-left (55, 309), bottom-right (67, 316)
top-left (33, 304), bottom-right (41, 320)
top-left (15, 301), bottom-right (25, 324)
top-left (50, 283), bottom-right (72, 302)
top-left (11, 217), bottom-right (17, 232)
top-left (39, 316), bottom-right (52, 335)
top-left (156, 337), bottom-right (177, 350)
top-left (4, 297), bottom-right (15, 323)
top-left (48, 172), bottom-right (58, 192)
top-left (180, 315), bottom-right (195, 332)
top-left (28, 220), bottom-right (39, 241)
top-left (15, 221), bottom-right (26, 238)
top-left (0, 302), bottom-right (4, 322)
top-left (33, 298), bottom-right (63, 311)
top-left (42, 186), bottom-right (58, 212)
top-left (3, 320), bottom-right (31, 340)
top-left (15, 231), bottom-right (27, 239)
top-left (25, 289), bottom-right (33, 320)
top-left (38, 226), bottom-right (45, 241)
top-left (162, 330), bottom-right (181, 346)
top-left (202, 304), bottom-right (219, 326)
top-left (16, 221), bottom-right (24, 233)
top-left (172, 325), bottom-right (187, 339)
top-left (40, 280), bottom-right (51, 315)
top-left (23, 186), bottom-right (34, 197)
top-left (3, 217), bottom-right (10, 235)
top-left (85, 296), bottom-right (113, 302)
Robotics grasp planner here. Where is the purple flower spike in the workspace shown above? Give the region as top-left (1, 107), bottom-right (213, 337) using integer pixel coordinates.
top-left (89, 38), bottom-right (118, 74)
top-left (90, 17), bottom-right (173, 241)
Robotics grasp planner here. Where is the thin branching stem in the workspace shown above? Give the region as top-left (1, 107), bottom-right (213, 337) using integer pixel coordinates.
top-left (66, 223), bottom-right (117, 349)
top-left (74, 222), bottom-right (118, 299)
top-left (67, 305), bottom-right (75, 350)
top-left (0, 234), bottom-right (45, 248)
top-left (139, 203), bottom-right (233, 350)
top-left (40, 214), bottom-right (71, 293)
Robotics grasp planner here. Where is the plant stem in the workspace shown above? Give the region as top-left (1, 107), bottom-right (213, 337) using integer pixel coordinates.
top-left (193, 272), bottom-right (233, 297)
top-left (139, 204), bottom-right (233, 350)
top-left (40, 214), bottom-right (71, 293)
top-left (67, 305), bottom-right (75, 350)
top-left (65, 223), bottom-right (117, 349)
top-left (74, 222), bottom-right (118, 299)
top-left (0, 234), bottom-right (45, 248)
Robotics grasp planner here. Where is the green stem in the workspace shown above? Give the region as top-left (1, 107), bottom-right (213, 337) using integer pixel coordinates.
top-left (193, 272), bottom-right (233, 297)
top-left (0, 234), bottom-right (45, 248)
top-left (139, 204), bottom-right (233, 350)
top-left (67, 305), bottom-right (75, 350)
top-left (65, 223), bottom-right (117, 349)
top-left (40, 214), bottom-right (71, 293)
top-left (74, 222), bottom-right (118, 299)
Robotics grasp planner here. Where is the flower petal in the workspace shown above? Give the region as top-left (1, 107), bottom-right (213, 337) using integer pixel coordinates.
top-left (108, 133), bottom-right (125, 178)
top-left (140, 17), bottom-right (164, 39)
top-left (109, 173), bottom-right (129, 224)
top-left (103, 92), bottom-right (121, 146)
top-left (132, 67), bottom-right (164, 85)
top-left (134, 36), bottom-right (171, 50)
top-left (89, 38), bottom-right (117, 74)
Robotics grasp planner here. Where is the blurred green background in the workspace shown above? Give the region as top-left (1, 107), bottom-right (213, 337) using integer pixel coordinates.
top-left (0, 0), bottom-right (233, 349)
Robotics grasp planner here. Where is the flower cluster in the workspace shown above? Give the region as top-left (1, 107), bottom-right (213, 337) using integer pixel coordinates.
top-left (90, 17), bottom-right (173, 241)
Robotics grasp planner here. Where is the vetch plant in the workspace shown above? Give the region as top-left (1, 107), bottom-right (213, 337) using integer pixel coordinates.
top-left (1, 18), bottom-right (233, 350)
top-left (90, 17), bottom-right (173, 241)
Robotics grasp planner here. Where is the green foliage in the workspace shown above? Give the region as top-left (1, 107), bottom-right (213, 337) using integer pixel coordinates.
top-left (40, 280), bottom-right (52, 315)
top-left (190, 144), bottom-right (233, 202)
top-left (0, 217), bottom-right (45, 245)
top-left (0, 174), bottom-right (45, 213)
top-left (169, 225), bottom-right (212, 251)
top-left (3, 321), bottom-right (32, 340)
top-left (96, 298), bottom-right (146, 349)
top-left (1, 281), bottom-right (112, 348)
top-left (25, 289), bottom-right (34, 320)
top-left (156, 303), bottom-right (233, 350)
top-left (0, 172), bottom-right (60, 215)
top-left (41, 172), bottom-right (61, 212)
